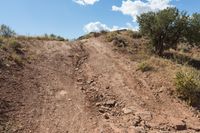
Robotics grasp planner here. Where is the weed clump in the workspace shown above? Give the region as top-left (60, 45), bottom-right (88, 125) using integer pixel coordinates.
top-left (137, 61), bottom-right (153, 72)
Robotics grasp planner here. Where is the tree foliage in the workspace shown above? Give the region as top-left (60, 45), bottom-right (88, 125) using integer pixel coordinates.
top-left (0, 24), bottom-right (16, 37)
top-left (186, 13), bottom-right (200, 46)
top-left (137, 8), bottom-right (189, 55)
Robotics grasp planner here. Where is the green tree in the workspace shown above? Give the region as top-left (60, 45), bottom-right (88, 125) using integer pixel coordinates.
top-left (186, 13), bottom-right (200, 46)
top-left (0, 24), bottom-right (16, 37)
top-left (137, 8), bottom-right (188, 55)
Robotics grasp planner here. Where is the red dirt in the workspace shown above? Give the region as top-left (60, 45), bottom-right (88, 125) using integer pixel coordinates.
top-left (0, 38), bottom-right (200, 133)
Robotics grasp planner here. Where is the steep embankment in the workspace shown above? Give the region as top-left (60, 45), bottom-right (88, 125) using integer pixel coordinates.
top-left (0, 37), bottom-right (200, 133)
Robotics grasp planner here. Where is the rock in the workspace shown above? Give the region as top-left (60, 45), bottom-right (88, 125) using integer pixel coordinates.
top-left (123, 108), bottom-right (133, 114)
top-left (132, 116), bottom-right (142, 126)
top-left (95, 102), bottom-right (102, 106)
top-left (106, 86), bottom-right (110, 89)
top-left (77, 78), bottom-right (83, 82)
top-left (87, 79), bottom-right (94, 84)
top-left (135, 111), bottom-right (153, 121)
top-left (129, 126), bottom-right (146, 133)
top-left (98, 106), bottom-right (110, 113)
top-left (68, 99), bottom-right (72, 101)
top-left (103, 113), bottom-right (110, 119)
top-left (122, 106), bottom-right (137, 114)
top-left (158, 86), bottom-right (165, 93)
top-left (104, 100), bottom-right (116, 107)
top-left (98, 108), bottom-right (105, 113)
top-left (6, 64), bottom-right (10, 67)
top-left (173, 120), bottom-right (187, 131)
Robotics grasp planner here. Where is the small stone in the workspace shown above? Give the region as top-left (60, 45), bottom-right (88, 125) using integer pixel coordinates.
top-left (104, 113), bottom-right (110, 119)
top-left (6, 64), bottom-right (10, 67)
top-left (87, 79), bottom-right (94, 84)
top-left (75, 68), bottom-right (79, 71)
top-left (129, 126), bottom-right (145, 133)
top-left (132, 116), bottom-right (142, 126)
top-left (99, 108), bottom-right (105, 113)
top-left (158, 86), bottom-right (165, 93)
top-left (68, 99), bottom-right (72, 101)
top-left (80, 87), bottom-right (85, 90)
top-left (104, 100), bottom-right (116, 107)
top-left (77, 78), bottom-right (83, 82)
top-left (135, 111), bottom-right (153, 121)
top-left (96, 102), bottom-right (102, 106)
top-left (123, 108), bottom-right (133, 114)
top-left (106, 86), bottom-right (110, 89)
top-left (122, 106), bottom-right (137, 114)
top-left (173, 120), bottom-right (187, 131)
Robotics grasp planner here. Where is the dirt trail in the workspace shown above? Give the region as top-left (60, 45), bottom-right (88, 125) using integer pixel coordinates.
top-left (0, 38), bottom-right (200, 133)
top-left (78, 38), bottom-right (200, 132)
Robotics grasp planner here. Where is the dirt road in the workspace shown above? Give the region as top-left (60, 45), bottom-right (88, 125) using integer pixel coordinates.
top-left (0, 38), bottom-right (200, 133)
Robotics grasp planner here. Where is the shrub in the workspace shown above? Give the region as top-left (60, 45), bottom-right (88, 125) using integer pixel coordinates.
top-left (0, 24), bottom-right (16, 37)
top-left (35, 34), bottom-right (66, 41)
top-left (10, 53), bottom-right (23, 65)
top-left (126, 30), bottom-right (142, 39)
top-left (137, 61), bottom-right (153, 72)
top-left (105, 31), bottom-right (118, 42)
top-left (0, 36), bottom-right (3, 46)
top-left (175, 68), bottom-right (200, 106)
top-left (112, 36), bottom-right (128, 48)
top-left (8, 40), bottom-right (22, 53)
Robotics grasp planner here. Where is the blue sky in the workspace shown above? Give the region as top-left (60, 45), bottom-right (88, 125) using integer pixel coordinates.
top-left (0, 0), bottom-right (199, 39)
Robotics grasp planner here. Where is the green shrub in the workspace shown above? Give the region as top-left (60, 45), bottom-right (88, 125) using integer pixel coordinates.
top-left (0, 24), bottom-right (16, 37)
top-left (137, 61), bottom-right (153, 72)
top-left (35, 34), bottom-right (66, 41)
top-left (56, 36), bottom-right (65, 41)
top-left (175, 68), bottom-right (200, 106)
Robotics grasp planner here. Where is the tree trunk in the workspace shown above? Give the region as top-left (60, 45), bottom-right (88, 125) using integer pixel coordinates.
top-left (157, 42), bottom-right (164, 56)
top-left (156, 36), bottom-right (164, 56)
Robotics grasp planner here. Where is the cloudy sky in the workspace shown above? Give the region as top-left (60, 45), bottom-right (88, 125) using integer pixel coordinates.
top-left (0, 0), bottom-right (199, 39)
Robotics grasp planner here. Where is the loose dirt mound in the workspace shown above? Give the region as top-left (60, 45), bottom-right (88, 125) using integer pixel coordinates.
top-left (0, 38), bottom-right (200, 133)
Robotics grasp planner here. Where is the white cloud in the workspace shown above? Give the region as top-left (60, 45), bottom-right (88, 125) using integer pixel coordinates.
top-left (112, 0), bottom-right (173, 21)
top-left (83, 21), bottom-right (138, 33)
top-left (74, 0), bottom-right (99, 5)
top-left (84, 22), bottom-right (109, 32)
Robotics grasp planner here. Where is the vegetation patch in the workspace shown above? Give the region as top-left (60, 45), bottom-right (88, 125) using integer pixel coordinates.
top-left (112, 36), bottom-right (128, 48)
top-left (174, 68), bottom-right (200, 106)
top-left (125, 30), bottom-right (142, 39)
top-left (105, 31), bottom-right (119, 42)
top-left (137, 61), bottom-right (153, 72)
top-left (0, 38), bottom-right (26, 66)
top-left (137, 8), bottom-right (200, 56)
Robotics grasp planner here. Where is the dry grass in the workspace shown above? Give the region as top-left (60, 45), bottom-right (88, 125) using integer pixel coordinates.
top-left (0, 38), bottom-right (27, 66)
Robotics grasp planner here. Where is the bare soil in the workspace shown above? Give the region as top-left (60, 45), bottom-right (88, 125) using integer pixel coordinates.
top-left (0, 37), bottom-right (200, 133)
